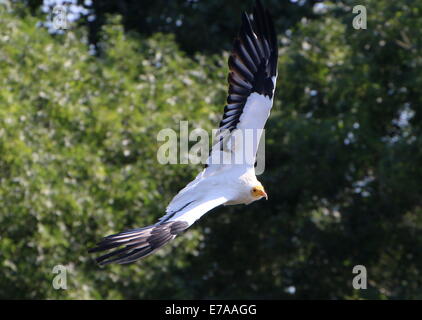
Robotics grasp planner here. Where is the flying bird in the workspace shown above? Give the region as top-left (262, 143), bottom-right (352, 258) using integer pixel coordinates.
top-left (89, 0), bottom-right (278, 265)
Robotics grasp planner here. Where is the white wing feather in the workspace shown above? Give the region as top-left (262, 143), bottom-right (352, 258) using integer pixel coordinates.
top-left (89, 0), bottom-right (277, 265)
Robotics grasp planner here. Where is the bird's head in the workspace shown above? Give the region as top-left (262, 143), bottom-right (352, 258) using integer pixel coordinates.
top-left (251, 184), bottom-right (268, 200)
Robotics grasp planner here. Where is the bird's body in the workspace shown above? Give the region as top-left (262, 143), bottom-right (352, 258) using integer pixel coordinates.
top-left (166, 165), bottom-right (261, 217)
top-left (223, 168), bottom-right (264, 206)
top-left (89, 0), bottom-right (278, 265)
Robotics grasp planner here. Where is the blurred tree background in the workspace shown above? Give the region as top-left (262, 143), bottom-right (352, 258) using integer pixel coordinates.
top-left (0, 0), bottom-right (421, 299)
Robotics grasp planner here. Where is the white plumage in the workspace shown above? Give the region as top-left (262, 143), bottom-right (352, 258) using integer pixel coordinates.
top-left (90, 0), bottom-right (278, 265)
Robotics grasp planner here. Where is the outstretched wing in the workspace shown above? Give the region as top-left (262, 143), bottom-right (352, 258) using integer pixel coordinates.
top-left (89, 0), bottom-right (278, 266)
top-left (206, 0), bottom-right (278, 171)
top-left (89, 193), bottom-right (228, 266)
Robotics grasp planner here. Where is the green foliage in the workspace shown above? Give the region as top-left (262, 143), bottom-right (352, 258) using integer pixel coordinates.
top-left (63, 0), bottom-right (320, 54)
top-left (0, 9), bottom-right (226, 299)
top-left (1, 0), bottom-right (421, 299)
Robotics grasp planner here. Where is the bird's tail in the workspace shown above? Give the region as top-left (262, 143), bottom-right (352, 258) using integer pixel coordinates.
top-left (88, 220), bottom-right (188, 266)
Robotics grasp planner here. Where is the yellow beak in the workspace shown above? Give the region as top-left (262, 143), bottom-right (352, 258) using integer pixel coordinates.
top-left (258, 189), bottom-right (268, 200)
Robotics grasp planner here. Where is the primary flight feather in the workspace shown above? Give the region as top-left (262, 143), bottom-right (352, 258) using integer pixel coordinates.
top-left (89, 0), bottom-right (278, 265)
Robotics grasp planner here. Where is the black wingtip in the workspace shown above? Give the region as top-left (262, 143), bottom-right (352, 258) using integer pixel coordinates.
top-left (89, 221), bottom-right (189, 266)
top-left (218, 0), bottom-right (278, 132)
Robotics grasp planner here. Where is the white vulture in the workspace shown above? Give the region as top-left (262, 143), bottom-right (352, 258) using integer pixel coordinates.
top-left (89, 0), bottom-right (278, 265)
